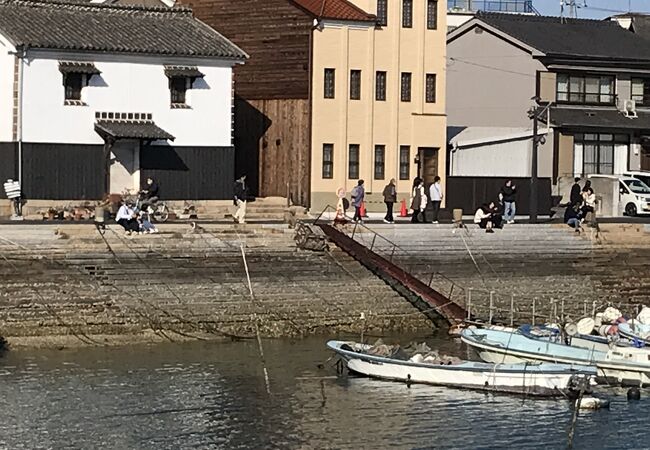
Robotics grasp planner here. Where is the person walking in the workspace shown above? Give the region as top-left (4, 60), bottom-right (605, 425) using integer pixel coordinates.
top-left (233, 175), bottom-right (248, 224)
top-left (410, 178), bottom-right (427, 223)
top-left (499, 179), bottom-right (517, 224)
top-left (429, 176), bottom-right (443, 223)
top-left (382, 178), bottom-right (397, 223)
top-left (351, 179), bottom-right (365, 223)
top-left (570, 177), bottom-right (582, 206)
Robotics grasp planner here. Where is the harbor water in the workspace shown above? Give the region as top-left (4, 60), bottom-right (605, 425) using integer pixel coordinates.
top-left (1, 333), bottom-right (648, 450)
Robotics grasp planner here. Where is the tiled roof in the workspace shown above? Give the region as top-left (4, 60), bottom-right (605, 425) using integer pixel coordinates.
top-left (548, 107), bottom-right (650, 130)
top-left (0, 0), bottom-right (247, 59)
top-left (474, 12), bottom-right (650, 61)
top-left (291, 0), bottom-right (375, 22)
top-left (95, 120), bottom-right (175, 141)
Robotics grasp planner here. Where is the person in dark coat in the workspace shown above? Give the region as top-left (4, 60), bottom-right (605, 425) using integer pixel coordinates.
top-left (351, 179), bottom-right (365, 223)
top-left (570, 177), bottom-right (582, 206)
top-left (410, 177), bottom-right (427, 223)
top-left (564, 202), bottom-right (583, 233)
top-left (499, 179), bottom-right (517, 224)
top-left (382, 178), bottom-right (397, 223)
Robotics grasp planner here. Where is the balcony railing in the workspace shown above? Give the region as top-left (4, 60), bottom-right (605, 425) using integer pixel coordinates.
top-left (447, 0), bottom-right (536, 13)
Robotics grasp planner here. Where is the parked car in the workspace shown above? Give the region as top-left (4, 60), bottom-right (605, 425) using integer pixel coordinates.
top-left (623, 171), bottom-right (650, 189)
top-left (588, 174), bottom-right (650, 216)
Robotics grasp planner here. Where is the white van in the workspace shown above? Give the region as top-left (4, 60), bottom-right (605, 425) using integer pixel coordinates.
top-left (588, 174), bottom-right (650, 216)
top-left (623, 171), bottom-right (650, 189)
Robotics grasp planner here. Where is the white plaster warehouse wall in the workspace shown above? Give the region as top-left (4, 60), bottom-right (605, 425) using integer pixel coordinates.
top-left (0, 36), bottom-right (15, 142)
top-left (20, 51), bottom-right (235, 147)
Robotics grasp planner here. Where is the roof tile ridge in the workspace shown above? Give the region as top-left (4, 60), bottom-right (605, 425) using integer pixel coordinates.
top-left (4, 0), bottom-right (193, 14)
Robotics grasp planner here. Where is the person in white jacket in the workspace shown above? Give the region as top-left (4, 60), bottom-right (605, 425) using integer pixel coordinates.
top-left (474, 203), bottom-right (495, 233)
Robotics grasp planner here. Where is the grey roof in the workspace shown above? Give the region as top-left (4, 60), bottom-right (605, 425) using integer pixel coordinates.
top-left (95, 120), bottom-right (175, 141)
top-left (0, 0), bottom-right (247, 59)
top-left (474, 12), bottom-right (650, 61)
top-left (548, 107), bottom-right (650, 130)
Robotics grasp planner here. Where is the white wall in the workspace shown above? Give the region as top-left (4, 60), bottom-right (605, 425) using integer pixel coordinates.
top-left (21, 51), bottom-right (235, 147)
top-left (0, 36), bottom-right (15, 142)
top-left (450, 135), bottom-right (553, 177)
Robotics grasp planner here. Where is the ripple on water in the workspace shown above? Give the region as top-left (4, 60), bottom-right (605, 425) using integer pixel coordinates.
top-left (0, 337), bottom-right (648, 450)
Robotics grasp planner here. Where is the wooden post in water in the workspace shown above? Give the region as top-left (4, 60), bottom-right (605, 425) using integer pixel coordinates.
top-left (561, 299), bottom-right (565, 324)
top-left (591, 300), bottom-right (596, 318)
top-left (532, 298), bottom-right (536, 325)
top-left (467, 289), bottom-right (472, 320)
top-left (488, 291), bottom-right (494, 325)
top-left (583, 299), bottom-right (587, 316)
top-left (510, 294), bottom-right (515, 327)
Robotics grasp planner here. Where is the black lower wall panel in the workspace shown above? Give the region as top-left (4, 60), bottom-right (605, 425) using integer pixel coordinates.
top-left (22, 143), bottom-right (104, 200)
top-left (0, 142), bottom-right (17, 184)
top-left (445, 177), bottom-right (552, 215)
top-left (140, 145), bottom-right (235, 200)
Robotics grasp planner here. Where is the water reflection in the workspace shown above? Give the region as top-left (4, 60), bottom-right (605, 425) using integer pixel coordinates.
top-left (0, 335), bottom-right (648, 449)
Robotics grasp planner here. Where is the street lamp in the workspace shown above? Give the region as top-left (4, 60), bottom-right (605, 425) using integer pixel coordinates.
top-left (527, 96), bottom-right (553, 224)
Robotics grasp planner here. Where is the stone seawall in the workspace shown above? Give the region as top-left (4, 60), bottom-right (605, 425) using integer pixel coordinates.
top-left (0, 224), bottom-right (432, 347)
top-left (351, 223), bottom-right (650, 325)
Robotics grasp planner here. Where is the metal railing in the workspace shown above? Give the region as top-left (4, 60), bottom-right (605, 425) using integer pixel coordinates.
top-left (313, 205), bottom-right (469, 310)
top-left (447, 0), bottom-right (536, 13)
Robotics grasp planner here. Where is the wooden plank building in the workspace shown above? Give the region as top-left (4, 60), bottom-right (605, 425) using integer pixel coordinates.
top-left (182, 0), bottom-right (374, 205)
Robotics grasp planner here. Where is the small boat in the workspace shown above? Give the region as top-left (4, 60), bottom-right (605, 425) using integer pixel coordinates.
top-left (618, 323), bottom-right (650, 346)
top-left (517, 324), bottom-right (636, 353)
top-left (327, 340), bottom-right (595, 397)
top-left (461, 328), bottom-right (650, 386)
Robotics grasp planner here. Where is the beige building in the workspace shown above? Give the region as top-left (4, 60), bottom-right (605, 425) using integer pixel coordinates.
top-left (310, 0), bottom-right (447, 212)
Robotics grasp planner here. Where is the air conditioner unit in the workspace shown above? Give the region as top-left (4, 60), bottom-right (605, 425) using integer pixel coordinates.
top-left (624, 99), bottom-right (638, 118)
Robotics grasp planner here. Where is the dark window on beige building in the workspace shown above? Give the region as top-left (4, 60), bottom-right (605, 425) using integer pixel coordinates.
top-left (376, 71), bottom-right (387, 101)
top-left (322, 144), bottom-right (334, 179)
top-left (402, 0), bottom-right (412, 28)
top-left (374, 145), bottom-right (385, 179)
top-left (349, 144), bottom-right (360, 179)
top-left (426, 74), bottom-right (436, 103)
top-left (427, 0), bottom-right (438, 29)
top-left (324, 68), bottom-right (335, 99)
top-left (350, 70), bottom-right (361, 100)
top-left (399, 146), bottom-right (410, 180)
top-left (401, 72), bottom-right (412, 102)
top-left (377, 0), bottom-right (388, 26)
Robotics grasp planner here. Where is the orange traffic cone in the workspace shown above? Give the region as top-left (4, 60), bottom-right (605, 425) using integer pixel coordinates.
top-left (360, 201), bottom-right (367, 217)
top-left (399, 199), bottom-right (407, 217)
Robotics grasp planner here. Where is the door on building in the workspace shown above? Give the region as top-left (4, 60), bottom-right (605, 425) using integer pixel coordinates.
top-left (418, 147), bottom-right (439, 185)
top-left (110, 140), bottom-right (140, 195)
top-left (641, 142), bottom-right (650, 171)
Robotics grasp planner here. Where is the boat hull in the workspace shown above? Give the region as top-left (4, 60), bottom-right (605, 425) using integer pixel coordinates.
top-left (463, 329), bottom-right (650, 387)
top-left (327, 340), bottom-right (593, 397)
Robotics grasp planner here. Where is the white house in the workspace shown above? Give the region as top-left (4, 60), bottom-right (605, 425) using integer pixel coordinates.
top-left (0, 0), bottom-right (247, 201)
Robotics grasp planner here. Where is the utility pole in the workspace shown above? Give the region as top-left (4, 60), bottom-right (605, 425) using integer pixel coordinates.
top-left (530, 108), bottom-right (539, 224)
top-left (528, 95), bottom-right (554, 225)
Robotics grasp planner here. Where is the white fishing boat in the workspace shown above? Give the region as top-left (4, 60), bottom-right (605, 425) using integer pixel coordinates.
top-left (327, 340), bottom-right (595, 397)
top-left (461, 328), bottom-right (650, 386)
top-left (618, 323), bottom-right (650, 345)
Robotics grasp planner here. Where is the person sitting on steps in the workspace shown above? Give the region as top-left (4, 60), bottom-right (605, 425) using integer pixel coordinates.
top-left (474, 203), bottom-right (495, 233)
top-left (116, 200), bottom-right (140, 235)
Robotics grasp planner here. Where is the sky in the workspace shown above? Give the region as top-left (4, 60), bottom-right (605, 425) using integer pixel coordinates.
top-left (535, 0), bottom-right (650, 18)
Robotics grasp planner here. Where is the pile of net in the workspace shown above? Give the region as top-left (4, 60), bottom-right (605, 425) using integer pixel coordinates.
top-left (365, 340), bottom-right (461, 365)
